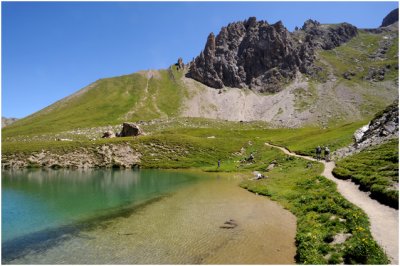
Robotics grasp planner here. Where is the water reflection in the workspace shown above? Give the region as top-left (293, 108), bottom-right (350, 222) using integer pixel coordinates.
top-left (2, 169), bottom-right (200, 243)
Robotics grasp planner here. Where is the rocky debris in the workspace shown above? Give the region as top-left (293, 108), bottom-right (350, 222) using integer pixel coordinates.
top-left (119, 122), bottom-right (142, 137)
top-left (334, 101), bottom-right (398, 159)
top-left (219, 219), bottom-right (238, 229)
top-left (342, 70), bottom-right (356, 80)
top-left (365, 67), bottom-right (387, 81)
top-left (2, 144), bottom-right (141, 169)
top-left (2, 117), bottom-right (18, 128)
top-left (102, 131), bottom-right (115, 138)
top-left (368, 33), bottom-right (397, 61)
top-left (381, 8), bottom-right (399, 27)
top-left (187, 17), bottom-right (357, 92)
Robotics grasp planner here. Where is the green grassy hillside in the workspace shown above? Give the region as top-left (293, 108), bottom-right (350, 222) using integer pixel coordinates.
top-left (318, 30), bottom-right (398, 82)
top-left (3, 67), bottom-right (185, 138)
top-left (2, 27), bottom-right (397, 145)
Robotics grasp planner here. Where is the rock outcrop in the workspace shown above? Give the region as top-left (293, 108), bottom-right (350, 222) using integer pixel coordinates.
top-left (119, 122), bottom-right (142, 137)
top-left (381, 8), bottom-right (399, 27)
top-left (187, 17), bottom-right (357, 92)
top-left (359, 100), bottom-right (399, 145)
top-left (2, 117), bottom-right (18, 128)
top-left (2, 144), bottom-right (141, 169)
top-left (334, 100), bottom-right (399, 159)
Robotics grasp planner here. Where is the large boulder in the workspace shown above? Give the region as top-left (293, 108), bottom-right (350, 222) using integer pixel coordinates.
top-left (119, 122), bottom-right (142, 137)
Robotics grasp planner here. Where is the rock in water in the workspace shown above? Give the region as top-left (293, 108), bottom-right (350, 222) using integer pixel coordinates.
top-left (119, 122), bottom-right (142, 137)
top-left (187, 17), bottom-right (357, 93)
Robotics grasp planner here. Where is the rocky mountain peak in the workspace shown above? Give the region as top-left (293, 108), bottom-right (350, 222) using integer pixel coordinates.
top-left (187, 17), bottom-right (358, 92)
top-left (381, 8), bottom-right (399, 27)
top-left (301, 19), bottom-right (321, 30)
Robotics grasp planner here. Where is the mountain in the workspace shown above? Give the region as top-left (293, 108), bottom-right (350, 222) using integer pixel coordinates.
top-left (381, 8), bottom-right (399, 27)
top-left (2, 117), bottom-right (18, 128)
top-left (3, 10), bottom-right (398, 139)
top-left (186, 18), bottom-right (357, 92)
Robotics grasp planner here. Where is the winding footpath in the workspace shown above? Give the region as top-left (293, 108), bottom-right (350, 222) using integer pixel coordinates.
top-left (265, 143), bottom-right (399, 264)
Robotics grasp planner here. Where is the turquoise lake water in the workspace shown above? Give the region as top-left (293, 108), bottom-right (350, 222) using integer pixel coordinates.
top-left (2, 169), bottom-right (200, 258)
top-left (2, 168), bottom-right (296, 264)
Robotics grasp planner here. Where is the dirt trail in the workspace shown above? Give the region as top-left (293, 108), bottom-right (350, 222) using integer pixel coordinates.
top-left (265, 143), bottom-right (399, 264)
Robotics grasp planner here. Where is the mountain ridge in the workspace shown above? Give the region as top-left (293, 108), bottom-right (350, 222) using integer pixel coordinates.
top-left (3, 10), bottom-right (398, 138)
top-left (187, 17), bottom-right (358, 93)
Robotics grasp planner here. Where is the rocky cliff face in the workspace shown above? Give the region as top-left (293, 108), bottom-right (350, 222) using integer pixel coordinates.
top-left (334, 100), bottom-right (399, 159)
top-left (187, 17), bottom-right (357, 92)
top-left (381, 8), bottom-right (399, 27)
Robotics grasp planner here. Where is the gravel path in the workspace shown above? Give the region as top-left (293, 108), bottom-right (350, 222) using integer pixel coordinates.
top-left (265, 143), bottom-right (399, 264)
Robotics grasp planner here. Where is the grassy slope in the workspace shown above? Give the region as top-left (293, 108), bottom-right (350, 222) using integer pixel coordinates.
top-left (2, 67), bottom-right (185, 138)
top-left (318, 30), bottom-right (398, 82)
top-left (2, 119), bottom-right (364, 162)
top-left (333, 139), bottom-right (399, 208)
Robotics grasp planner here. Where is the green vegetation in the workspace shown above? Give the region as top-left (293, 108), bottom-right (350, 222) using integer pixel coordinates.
top-left (293, 83), bottom-right (318, 112)
top-left (319, 30), bottom-right (398, 82)
top-left (2, 67), bottom-right (185, 138)
top-left (2, 119), bottom-right (391, 264)
top-left (2, 119), bottom-right (365, 162)
top-left (333, 139), bottom-right (399, 208)
top-left (241, 154), bottom-right (389, 264)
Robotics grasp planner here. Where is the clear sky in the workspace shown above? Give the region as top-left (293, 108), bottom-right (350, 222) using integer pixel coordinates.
top-left (2, 1), bottom-right (398, 118)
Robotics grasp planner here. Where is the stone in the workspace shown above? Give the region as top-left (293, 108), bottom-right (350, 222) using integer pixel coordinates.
top-left (330, 233), bottom-right (352, 245)
top-left (176, 57), bottom-right (184, 70)
top-left (102, 131), bottom-right (115, 138)
top-left (119, 122), bottom-right (142, 137)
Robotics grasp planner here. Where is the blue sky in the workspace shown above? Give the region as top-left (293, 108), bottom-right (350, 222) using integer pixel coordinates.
top-left (2, 1), bottom-right (398, 118)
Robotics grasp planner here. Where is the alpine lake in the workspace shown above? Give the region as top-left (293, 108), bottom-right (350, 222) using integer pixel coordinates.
top-left (2, 168), bottom-right (296, 264)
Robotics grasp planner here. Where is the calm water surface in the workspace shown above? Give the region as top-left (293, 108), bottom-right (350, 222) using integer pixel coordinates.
top-left (2, 169), bottom-right (296, 264)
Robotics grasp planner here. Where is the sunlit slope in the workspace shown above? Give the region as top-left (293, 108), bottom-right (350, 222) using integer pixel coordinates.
top-left (3, 67), bottom-right (184, 137)
top-left (3, 27), bottom-right (398, 138)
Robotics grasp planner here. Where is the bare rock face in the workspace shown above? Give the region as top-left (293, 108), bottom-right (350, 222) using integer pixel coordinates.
top-left (381, 8), bottom-right (399, 27)
top-left (359, 100), bottom-right (399, 144)
top-left (334, 100), bottom-right (399, 159)
top-left (187, 17), bottom-right (358, 92)
top-left (119, 122), bottom-right (142, 137)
